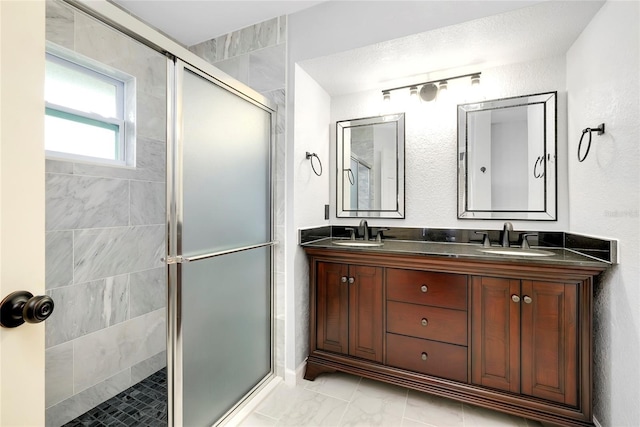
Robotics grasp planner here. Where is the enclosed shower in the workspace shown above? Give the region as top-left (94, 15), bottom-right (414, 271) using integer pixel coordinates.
top-left (43, 1), bottom-right (276, 426)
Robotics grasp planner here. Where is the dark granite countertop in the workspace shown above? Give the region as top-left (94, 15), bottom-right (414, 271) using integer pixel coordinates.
top-left (301, 238), bottom-right (610, 268)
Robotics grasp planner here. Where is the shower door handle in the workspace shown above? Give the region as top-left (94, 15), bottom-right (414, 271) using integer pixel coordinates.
top-left (0, 290), bottom-right (54, 328)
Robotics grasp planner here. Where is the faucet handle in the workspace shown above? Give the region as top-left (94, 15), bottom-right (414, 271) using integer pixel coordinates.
top-left (521, 233), bottom-right (538, 250)
top-left (374, 228), bottom-right (390, 243)
top-left (475, 231), bottom-right (491, 248)
top-left (344, 227), bottom-right (357, 240)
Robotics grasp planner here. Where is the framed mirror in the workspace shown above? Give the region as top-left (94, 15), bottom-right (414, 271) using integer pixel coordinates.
top-left (458, 92), bottom-right (557, 220)
top-left (336, 113), bottom-right (405, 218)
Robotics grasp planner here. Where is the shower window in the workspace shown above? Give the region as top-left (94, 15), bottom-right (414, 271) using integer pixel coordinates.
top-left (44, 49), bottom-right (135, 165)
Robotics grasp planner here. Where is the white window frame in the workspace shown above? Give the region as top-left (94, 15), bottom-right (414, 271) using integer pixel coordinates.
top-left (45, 44), bottom-right (136, 167)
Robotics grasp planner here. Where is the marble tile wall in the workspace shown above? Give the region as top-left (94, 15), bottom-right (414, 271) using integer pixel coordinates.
top-left (189, 15), bottom-right (287, 377)
top-left (44, 1), bottom-right (167, 425)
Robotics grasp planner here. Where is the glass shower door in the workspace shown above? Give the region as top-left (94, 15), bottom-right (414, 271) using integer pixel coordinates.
top-left (168, 60), bottom-right (275, 426)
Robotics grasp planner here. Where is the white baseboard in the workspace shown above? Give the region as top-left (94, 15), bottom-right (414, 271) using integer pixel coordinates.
top-left (593, 416), bottom-right (603, 427)
top-left (284, 360), bottom-right (307, 386)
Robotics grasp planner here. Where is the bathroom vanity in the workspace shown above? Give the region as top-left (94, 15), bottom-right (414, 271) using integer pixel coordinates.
top-left (302, 238), bottom-right (609, 427)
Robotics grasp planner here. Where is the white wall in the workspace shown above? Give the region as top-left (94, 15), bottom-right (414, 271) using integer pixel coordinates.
top-left (330, 56), bottom-right (568, 231)
top-left (286, 65), bottom-right (331, 375)
top-left (566, 2), bottom-right (640, 425)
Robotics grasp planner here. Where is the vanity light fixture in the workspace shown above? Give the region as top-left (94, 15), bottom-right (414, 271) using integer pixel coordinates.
top-left (381, 72), bottom-right (481, 103)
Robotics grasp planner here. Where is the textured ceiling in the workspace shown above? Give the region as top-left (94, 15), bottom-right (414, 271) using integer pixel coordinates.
top-left (110, 0), bottom-right (326, 46)
top-left (299, 1), bottom-right (604, 96)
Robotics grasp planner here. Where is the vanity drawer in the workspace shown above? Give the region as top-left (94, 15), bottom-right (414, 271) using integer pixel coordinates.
top-left (386, 269), bottom-right (467, 310)
top-left (386, 333), bottom-right (467, 383)
top-left (387, 301), bottom-right (467, 346)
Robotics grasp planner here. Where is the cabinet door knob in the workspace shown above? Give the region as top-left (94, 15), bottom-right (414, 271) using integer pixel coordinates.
top-left (348, 277), bottom-right (355, 284)
top-left (420, 285), bottom-right (428, 293)
top-left (511, 294), bottom-right (520, 303)
top-left (341, 276), bottom-right (347, 283)
top-left (523, 295), bottom-right (532, 304)
top-left (421, 352), bottom-right (428, 361)
top-left (421, 318), bottom-right (428, 327)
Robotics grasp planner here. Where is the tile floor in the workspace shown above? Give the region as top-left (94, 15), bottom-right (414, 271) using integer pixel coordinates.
top-left (62, 369), bottom-right (543, 427)
top-left (238, 372), bottom-right (543, 427)
top-left (63, 368), bottom-right (167, 426)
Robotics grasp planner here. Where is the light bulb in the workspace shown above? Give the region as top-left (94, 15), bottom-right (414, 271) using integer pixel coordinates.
top-left (409, 86), bottom-right (418, 99)
top-left (471, 74), bottom-right (481, 86)
top-left (438, 81), bottom-right (448, 100)
top-left (382, 90), bottom-right (391, 102)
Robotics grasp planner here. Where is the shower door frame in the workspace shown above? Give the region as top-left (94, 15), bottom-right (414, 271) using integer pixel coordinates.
top-left (58, 2), bottom-right (278, 425)
top-left (166, 58), bottom-right (277, 427)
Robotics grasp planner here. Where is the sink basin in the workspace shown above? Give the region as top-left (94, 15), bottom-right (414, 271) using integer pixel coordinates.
top-left (333, 240), bottom-right (384, 248)
top-left (477, 247), bottom-right (555, 257)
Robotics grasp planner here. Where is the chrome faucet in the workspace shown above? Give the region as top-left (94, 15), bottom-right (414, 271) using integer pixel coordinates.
top-left (359, 219), bottom-right (370, 241)
top-left (501, 222), bottom-right (513, 247)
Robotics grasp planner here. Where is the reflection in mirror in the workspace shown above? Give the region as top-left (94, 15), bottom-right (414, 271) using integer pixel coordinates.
top-left (337, 114), bottom-right (405, 218)
top-left (458, 92), bottom-right (556, 220)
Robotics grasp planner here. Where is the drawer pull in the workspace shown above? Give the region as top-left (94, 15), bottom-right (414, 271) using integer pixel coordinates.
top-left (348, 277), bottom-right (355, 284)
top-left (421, 318), bottom-right (428, 327)
top-left (511, 294), bottom-right (520, 303)
top-left (420, 285), bottom-right (428, 293)
top-left (341, 276), bottom-right (347, 283)
top-left (421, 352), bottom-right (428, 361)
top-left (523, 295), bottom-right (532, 304)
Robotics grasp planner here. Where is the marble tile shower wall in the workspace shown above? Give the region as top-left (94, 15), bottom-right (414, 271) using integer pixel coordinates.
top-left (44, 1), bottom-right (167, 426)
top-left (189, 16), bottom-right (287, 377)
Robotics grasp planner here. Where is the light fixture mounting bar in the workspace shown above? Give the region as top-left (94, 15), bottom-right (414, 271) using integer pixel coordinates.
top-left (381, 72), bottom-right (481, 94)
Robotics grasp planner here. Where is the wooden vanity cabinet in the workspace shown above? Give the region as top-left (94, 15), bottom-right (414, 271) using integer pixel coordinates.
top-left (471, 277), bottom-right (578, 406)
top-left (303, 247), bottom-right (606, 427)
top-left (316, 261), bottom-right (383, 363)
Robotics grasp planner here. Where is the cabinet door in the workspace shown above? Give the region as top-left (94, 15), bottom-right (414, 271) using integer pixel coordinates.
top-left (471, 276), bottom-right (521, 393)
top-left (521, 281), bottom-right (578, 406)
top-left (349, 265), bottom-right (383, 362)
top-left (316, 262), bottom-right (349, 355)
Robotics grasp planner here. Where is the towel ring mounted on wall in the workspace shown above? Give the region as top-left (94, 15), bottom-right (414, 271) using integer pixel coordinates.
top-left (578, 123), bottom-right (605, 162)
top-left (306, 152), bottom-right (323, 176)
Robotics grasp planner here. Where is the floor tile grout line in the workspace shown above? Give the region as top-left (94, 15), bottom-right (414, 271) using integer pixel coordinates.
top-left (399, 387), bottom-right (409, 424)
top-left (334, 391), bottom-right (350, 427)
top-left (310, 389), bottom-right (355, 404)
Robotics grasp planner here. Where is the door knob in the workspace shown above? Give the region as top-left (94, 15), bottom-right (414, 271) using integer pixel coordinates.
top-left (0, 290), bottom-right (54, 328)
